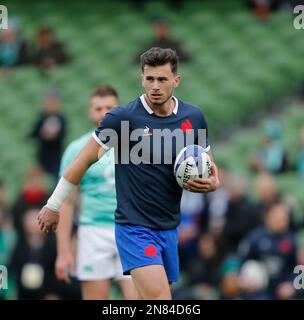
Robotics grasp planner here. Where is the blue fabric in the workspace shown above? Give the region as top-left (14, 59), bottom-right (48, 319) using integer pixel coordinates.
top-left (95, 96), bottom-right (209, 229)
top-left (115, 223), bottom-right (179, 282)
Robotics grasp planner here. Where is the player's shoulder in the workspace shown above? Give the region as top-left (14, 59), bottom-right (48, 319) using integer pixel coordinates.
top-left (178, 98), bottom-right (207, 118)
top-left (123, 97), bottom-right (142, 114)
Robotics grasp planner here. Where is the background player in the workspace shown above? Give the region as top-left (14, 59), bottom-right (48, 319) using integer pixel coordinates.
top-left (37, 47), bottom-right (220, 300)
top-left (55, 85), bottom-right (137, 300)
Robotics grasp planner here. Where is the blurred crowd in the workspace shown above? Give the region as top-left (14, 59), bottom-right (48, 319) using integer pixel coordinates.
top-left (1, 2), bottom-right (304, 300)
top-left (0, 18), bottom-right (70, 76)
top-left (174, 167), bottom-right (304, 300)
top-left (172, 118), bottom-right (304, 300)
top-left (0, 166), bottom-right (81, 300)
top-left (1, 123), bottom-right (304, 299)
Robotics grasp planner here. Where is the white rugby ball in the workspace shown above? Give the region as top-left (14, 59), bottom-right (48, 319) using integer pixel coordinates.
top-left (174, 145), bottom-right (211, 189)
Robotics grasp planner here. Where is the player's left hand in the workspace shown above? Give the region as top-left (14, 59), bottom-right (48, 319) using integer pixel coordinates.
top-left (186, 162), bottom-right (220, 193)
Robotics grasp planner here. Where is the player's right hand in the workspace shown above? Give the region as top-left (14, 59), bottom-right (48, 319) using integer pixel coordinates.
top-left (55, 252), bottom-right (76, 284)
top-left (37, 205), bottom-right (59, 234)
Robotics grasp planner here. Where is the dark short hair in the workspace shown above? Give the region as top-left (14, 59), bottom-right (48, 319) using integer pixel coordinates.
top-left (91, 85), bottom-right (118, 99)
top-left (140, 47), bottom-right (179, 74)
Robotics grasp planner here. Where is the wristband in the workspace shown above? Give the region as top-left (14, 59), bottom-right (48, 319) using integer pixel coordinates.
top-left (46, 177), bottom-right (76, 212)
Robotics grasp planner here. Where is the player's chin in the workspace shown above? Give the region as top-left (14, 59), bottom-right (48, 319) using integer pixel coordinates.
top-left (150, 99), bottom-right (164, 105)
top-left (149, 95), bottom-right (165, 105)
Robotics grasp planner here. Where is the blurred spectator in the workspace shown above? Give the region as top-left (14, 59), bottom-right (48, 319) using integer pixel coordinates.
top-left (31, 26), bottom-right (70, 74)
top-left (11, 166), bottom-right (48, 235)
top-left (0, 180), bottom-right (17, 267)
top-left (173, 233), bottom-right (222, 300)
top-left (203, 165), bottom-right (229, 236)
top-left (238, 259), bottom-right (269, 299)
top-left (9, 208), bottom-right (81, 300)
top-left (255, 172), bottom-right (280, 211)
top-left (0, 18), bottom-right (29, 69)
top-left (254, 172), bottom-right (303, 232)
top-left (134, 17), bottom-right (191, 63)
top-left (238, 200), bottom-right (298, 299)
top-left (219, 256), bottom-right (241, 300)
top-left (178, 190), bottom-right (206, 271)
top-left (0, 179), bottom-right (7, 211)
top-left (0, 203), bottom-right (17, 300)
top-left (29, 89), bottom-right (66, 179)
top-left (221, 175), bottom-right (262, 255)
top-left (9, 208), bottom-right (57, 299)
top-left (250, 120), bottom-right (288, 174)
top-left (298, 126), bottom-right (304, 179)
top-left (248, 0), bottom-right (280, 21)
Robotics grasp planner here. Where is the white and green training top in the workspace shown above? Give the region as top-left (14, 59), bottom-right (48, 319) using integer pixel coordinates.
top-left (59, 131), bottom-right (116, 226)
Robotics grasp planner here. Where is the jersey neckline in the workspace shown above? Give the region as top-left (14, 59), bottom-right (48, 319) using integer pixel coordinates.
top-left (139, 94), bottom-right (179, 117)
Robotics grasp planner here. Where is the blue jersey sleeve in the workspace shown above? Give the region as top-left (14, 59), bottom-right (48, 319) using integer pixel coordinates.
top-left (93, 107), bottom-right (123, 150)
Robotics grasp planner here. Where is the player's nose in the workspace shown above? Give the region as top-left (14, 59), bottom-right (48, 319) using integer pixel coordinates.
top-left (152, 82), bottom-right (160, 91)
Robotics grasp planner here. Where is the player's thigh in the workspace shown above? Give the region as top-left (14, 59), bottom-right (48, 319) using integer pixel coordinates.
top-left (130, 265), bottom-right (171, 300)
top-left (81, 280), bottom-right (111, 300)
top-left (115, 224), bottom-right (165, 276)
top-left (162, 228), bottom-right (179, 283)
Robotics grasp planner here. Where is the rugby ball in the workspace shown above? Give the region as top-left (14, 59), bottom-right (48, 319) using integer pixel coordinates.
top-left (174, 145), bottom-right (211, 189)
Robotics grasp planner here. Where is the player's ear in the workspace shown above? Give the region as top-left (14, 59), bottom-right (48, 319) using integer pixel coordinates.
top-left (174, 74), bottom-right (181, 88)
top-left (141, 74), bottom-right (144, 87)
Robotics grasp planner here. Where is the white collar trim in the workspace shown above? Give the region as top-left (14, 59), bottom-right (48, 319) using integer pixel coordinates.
top-left (140, 94), bottom-right (179, 115)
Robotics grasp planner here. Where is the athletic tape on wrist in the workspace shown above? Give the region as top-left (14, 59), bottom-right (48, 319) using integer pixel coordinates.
top-left (46, 177), bottom-right (76, 212)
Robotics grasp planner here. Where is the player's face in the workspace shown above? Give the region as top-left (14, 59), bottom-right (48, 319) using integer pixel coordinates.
top-left (88, 95), bottom-right (118, 126)
top-left (141, 63), bottom-right (180, 107)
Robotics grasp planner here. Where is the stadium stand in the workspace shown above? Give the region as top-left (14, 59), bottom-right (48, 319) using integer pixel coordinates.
top-left (1, 1), bottom-right (303, 201)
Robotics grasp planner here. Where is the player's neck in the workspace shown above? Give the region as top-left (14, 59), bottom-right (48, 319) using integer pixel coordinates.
top-left (144, 95), bottom-right (175, 117)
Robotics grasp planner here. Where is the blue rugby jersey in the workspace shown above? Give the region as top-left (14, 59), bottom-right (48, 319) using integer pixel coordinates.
top-left (93, 95), bottom-right (210, 230)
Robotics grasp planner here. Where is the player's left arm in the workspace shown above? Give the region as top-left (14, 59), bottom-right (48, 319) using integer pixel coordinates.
top-left (186, 149), bottom-right (220, 193)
